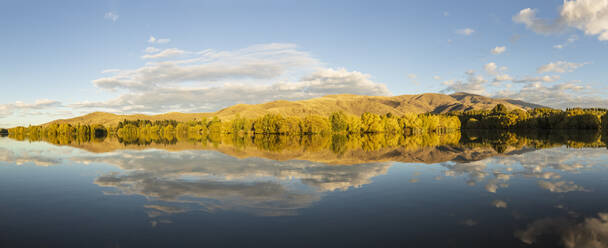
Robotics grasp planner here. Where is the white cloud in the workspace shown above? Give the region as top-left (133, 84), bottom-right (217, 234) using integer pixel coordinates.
top-left (408, 74), bottom-right (417, 79)
top-left (14, 99), bottom-right (61, 109)
top-left (148, 36), bottom-right (171, 44)
top-left (494, 81), bottom-right (608, 109)
top-left (513, 75), bottom-right (561, 83)
top-left (513, 8), bottom-right (565, 34)
top-left (562, 0), bottom-right (608, 40)
top-left (441, 60), bottom-right (608, 109)
top-left (0, 99), bottom-right (62, 119)
top-left (433, 75), bottom-right (441, 80)
top-left (144, 47), bottom-right (160, 53)
top-left (494, 74), bottom-right (514, 82)
top-left (441, 71), bottom-right (487, 95)
top-left (93, 43), bottom-right (320, 91)
top-left (456, 28), bottom-right (475, 35)
top-left (78, 43), bottom-right (390, 114)
top-left (491, 46), bottom-right (507, 55)
top-left (537, 61), bottom-right (587, 73)
top-left (484, 62), bottom-right (498, 75)
top-left (514, 1), bottom-right (608, 41)
top-left (141, 48), bottom-right (186, 59)
top-left (78, 68), bottom-right (390, 113)
top-left (104, 12), bottom-right (119, 22)
top-left (554, 35), bottom-right (579, 49)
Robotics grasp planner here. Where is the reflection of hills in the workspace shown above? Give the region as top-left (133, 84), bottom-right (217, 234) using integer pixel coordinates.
top-left (58, 139), bottom-right (527, 165)
top-left (16, 130), bottom-right (599, 165)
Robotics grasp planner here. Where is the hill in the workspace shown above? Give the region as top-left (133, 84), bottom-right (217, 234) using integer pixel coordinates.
top-left (45, 92), bottom-right (545, 127)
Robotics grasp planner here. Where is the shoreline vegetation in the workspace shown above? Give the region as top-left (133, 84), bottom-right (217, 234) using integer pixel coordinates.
top-left (4, 104), bottom-right (608, 151)
top-left (7, 111), bottom-right (462, 139)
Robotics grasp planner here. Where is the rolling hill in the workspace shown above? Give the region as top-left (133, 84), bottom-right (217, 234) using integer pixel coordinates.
top-left (44, 92), bottom-right (545, 127)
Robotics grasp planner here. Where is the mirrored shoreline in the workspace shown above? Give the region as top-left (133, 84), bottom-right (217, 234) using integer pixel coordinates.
top-left (4, 129), bottom-right (607, 164)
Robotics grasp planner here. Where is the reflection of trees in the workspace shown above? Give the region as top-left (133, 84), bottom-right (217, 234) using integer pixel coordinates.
top-left (461, 129), bottom-right (605, 151)
top-left (7, 130), bottom-right (608, 167)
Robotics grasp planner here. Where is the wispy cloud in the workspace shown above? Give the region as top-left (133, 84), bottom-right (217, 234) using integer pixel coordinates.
top-left (141, 48), bottom-right (186, 59)
top-left (0, 99), bottom-right (62, 118)
top-left (148, 36), bottom-right (171, 44)
top-left (104, 12), bottom-right (119, 22)
top-left (537, 61), bottom-right (588, 73)
top-left (491, 46), bottom-right (506, 55)
top-left (145, 47), bottom-right (161, 53)
top-left (455, 28), bottom-right (475, 36)
top-left (554, 35), bottom-right (579, 49)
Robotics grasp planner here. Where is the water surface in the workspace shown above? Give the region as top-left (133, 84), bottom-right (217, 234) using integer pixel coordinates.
top-left (1, 131), bottom-right (608, 247)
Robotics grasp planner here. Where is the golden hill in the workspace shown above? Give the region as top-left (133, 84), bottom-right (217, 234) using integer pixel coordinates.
top-left (45, 92), bottom-right (543, 127)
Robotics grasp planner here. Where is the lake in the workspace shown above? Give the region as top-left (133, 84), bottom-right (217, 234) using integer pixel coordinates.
top-left (1, 131), bottom-right (608, 247)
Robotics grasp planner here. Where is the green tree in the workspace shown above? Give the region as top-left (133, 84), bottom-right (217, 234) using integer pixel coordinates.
top-left (492, 104), bottom-right (508, 114)
top-left (330, 112), bottom-right (348, 133)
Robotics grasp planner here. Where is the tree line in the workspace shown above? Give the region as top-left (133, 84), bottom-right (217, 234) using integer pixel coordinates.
top-left (7, 105), bottom-right (608, 146)
top-left (8, 123), bottom-right (108, 143)
top-left (457, 104), bottom-right (608, 130)
top-left (6, 112), bottom-right (460, 145)
top-left (113, 112), bottom-right (461, 141)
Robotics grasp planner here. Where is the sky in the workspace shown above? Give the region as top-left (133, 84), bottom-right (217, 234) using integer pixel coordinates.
top-left (1, 0), bottom-right (608, 127)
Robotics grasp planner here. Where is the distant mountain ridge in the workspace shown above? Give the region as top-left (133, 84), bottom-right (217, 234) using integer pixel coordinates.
top-left (45, 92), bottom-right (546, 127)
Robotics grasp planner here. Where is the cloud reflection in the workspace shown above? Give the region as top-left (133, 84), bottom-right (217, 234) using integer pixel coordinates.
top-left (516, 212), bottom-right (608, 248)
top-left (75, 150), bottom-right (392, 216)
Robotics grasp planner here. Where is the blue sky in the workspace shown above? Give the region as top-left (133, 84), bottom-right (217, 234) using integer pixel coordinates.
top-left (1, 0), bottom-right (608, 126)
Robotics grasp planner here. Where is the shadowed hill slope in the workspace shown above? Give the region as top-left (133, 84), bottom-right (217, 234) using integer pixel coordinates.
top-left (45, 92), bottom-right (544, 127)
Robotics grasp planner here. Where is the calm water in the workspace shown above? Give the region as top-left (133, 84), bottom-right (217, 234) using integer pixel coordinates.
top-left (1, 132), bottom-right (608, 247)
